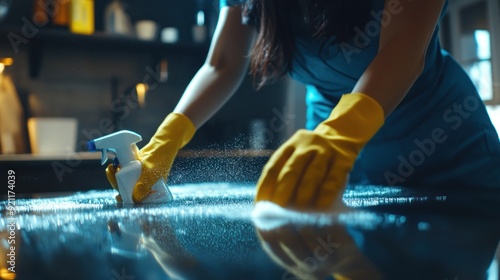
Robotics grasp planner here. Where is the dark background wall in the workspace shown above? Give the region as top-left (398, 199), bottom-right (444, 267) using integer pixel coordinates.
top-left (0, 0), bottom-right (293, 153)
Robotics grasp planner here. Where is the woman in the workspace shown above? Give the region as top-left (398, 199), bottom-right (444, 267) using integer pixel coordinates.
top-left (107, 0), bottom-right (500, 208)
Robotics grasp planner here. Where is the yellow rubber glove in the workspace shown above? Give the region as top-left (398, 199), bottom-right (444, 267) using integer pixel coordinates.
top-left (255, 93), bottom-right (385, 209)
top-left (106, 113), bottom-right (196, 203)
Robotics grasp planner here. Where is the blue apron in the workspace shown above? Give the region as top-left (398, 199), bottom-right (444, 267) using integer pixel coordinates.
top-left (222, 0), bottom-right (500, 188)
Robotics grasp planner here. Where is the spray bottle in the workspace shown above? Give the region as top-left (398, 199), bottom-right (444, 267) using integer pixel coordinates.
top-left (87, 130), bottom-right (173, 204)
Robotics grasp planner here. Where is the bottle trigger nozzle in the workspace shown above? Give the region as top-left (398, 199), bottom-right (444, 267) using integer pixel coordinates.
top-left (100, 148), bottom-right (108, 165)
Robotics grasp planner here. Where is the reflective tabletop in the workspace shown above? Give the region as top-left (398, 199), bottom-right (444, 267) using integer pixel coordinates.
top-left (1, 183), bottom-right (499, 280)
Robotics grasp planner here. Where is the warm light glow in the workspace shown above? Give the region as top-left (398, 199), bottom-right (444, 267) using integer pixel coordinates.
top-left (0, 268), bottom-right (16, 279)
top-left (136, 83), bottom-right (148, 108)
top-left (0, 57), bottom-right (14, 66)
top-left (0, 57), bottom-right (13, 74)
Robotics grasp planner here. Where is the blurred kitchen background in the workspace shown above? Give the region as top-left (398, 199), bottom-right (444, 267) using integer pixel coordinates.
top-left (0, 0), bottom-right (306, 156)
top-left (0, 0), bottom-right (499, 193)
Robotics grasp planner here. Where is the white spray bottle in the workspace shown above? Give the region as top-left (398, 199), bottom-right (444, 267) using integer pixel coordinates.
top-left (87, 130), bottom-right (173, 204)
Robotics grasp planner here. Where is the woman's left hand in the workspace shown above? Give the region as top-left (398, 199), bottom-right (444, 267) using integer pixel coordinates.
top-left (255, 129), bottom-right (351, 210)
top-left (255, 93), bottom-right (385, 210)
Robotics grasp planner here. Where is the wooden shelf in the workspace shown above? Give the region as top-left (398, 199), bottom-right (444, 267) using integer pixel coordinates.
top-left (1, 25), bottom-right (209, 51)
top-left (0, 25), bottom-right (210, 78)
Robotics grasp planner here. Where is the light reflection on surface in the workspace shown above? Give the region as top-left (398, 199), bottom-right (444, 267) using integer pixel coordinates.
top-left (0, 183), bottom-right (499, 280)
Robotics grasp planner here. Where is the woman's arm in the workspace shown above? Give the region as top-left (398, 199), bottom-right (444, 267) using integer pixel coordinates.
top-left (174, 6), bottom-right (257, 128)
top-left (353, 0), bottom-right (446, 116)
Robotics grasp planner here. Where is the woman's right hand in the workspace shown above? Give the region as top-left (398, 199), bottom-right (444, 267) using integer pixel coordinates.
top-left (106, 113), bottom-right (196, 203)
top-left (106, 6), bottom-right (254, 204)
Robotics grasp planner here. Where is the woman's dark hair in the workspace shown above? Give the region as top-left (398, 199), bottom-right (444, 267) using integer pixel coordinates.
top-left (243, 0), bottom-right (372, 89)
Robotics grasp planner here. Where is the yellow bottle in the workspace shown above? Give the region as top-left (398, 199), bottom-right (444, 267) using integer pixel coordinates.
top-left (70, 0), bottom-right (94, 35)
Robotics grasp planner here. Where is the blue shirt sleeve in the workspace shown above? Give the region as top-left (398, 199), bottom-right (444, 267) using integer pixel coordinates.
top-left (220, 0), bottom-right (246, 7)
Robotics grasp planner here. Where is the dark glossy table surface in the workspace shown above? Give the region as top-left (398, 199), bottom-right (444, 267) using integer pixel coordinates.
top-left (1, 183), bottom-right (499, 280)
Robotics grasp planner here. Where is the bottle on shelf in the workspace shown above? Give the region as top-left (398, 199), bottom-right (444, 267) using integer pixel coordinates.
top-left (32, 0), bottom-right (70, 29)
top-left (33, 0), bottom-right (50, 27)
top-left (70, 0), bottom-right (94, 35)
top-left (52, 0), bottom-right (70, 28)
top-left (104, 0), bottom-right (133, 37)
